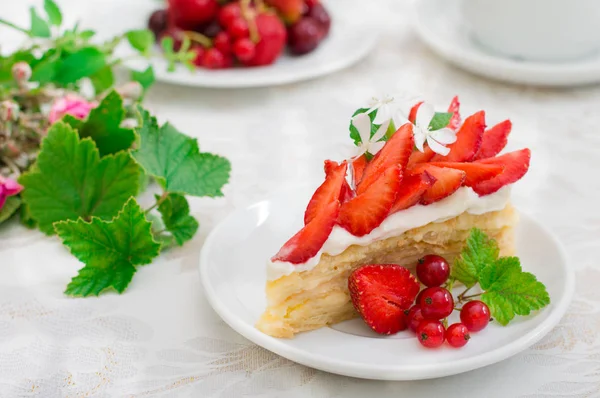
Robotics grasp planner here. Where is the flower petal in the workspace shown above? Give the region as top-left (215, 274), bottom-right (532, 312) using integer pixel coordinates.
top-left (430, 128), bottom-right (457, 144)
top-left (416, 102), bottom-right (436, 129)
top-left (373, 105), bottom-right (392, 125)
top-left (427, 136), bottom-right (451, 156)
top-left (372, 119), bottom-right (390, 142)
top-left (368, 141), bottom-right (386, 155)
top-left (413, 128), bottom-right (427, 152)
top-left (352, 113), bottom-right (372, 144)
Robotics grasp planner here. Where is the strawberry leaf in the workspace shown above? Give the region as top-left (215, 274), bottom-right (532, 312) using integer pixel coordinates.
top-left (132, 107), bottom-right (231, 197)
top-left (55, 198), bottom-right (161, 297)
top-left (19, 122), bottom-right (140, 234)
top-left (451, 228), bottom-right (499, 287)
top-left (156, 193), bottom-right (199, 246)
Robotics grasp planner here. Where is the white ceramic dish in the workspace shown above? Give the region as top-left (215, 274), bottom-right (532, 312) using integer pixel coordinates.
top-left (200, 185), bottom-right (575, 381)
top-left (413, 0), bottom-right (600, 87)
top-left (99, 0), bottom-right (378, 88)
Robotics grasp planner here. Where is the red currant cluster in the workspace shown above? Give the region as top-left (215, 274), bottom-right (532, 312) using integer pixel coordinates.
top-left (148, 0), bottom-right (331, 69)
top-left (407, 255), bottom-right (491, 349)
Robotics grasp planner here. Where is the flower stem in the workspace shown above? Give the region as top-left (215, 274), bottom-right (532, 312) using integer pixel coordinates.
top-left (145, 191), bottom-right (168, 213)
top-left (0, 19), bottom-right (29, 35)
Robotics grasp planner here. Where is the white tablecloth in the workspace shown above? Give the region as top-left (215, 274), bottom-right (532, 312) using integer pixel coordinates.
top-left (1, 0), bottom-right (600, 397)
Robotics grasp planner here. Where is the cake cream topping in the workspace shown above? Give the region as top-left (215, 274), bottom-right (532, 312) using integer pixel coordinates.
top-left (266, 186), bottom-right (511, 281)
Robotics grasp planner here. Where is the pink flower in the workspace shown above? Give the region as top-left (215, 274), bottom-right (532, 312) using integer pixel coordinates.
top-left (0, 176), bottom-right (23, 210)
top-left (48, 95), bottom-right (96, 124)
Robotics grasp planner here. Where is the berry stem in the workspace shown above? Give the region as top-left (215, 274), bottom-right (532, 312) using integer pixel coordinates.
top-left (184, 31), bottom-right (213, 48)
top-left (240, 0), bottom-right (260, 43)
top-left (457, 286), bottom-right (472, 302)
top-left (461, 292), bottom-right (483, 301)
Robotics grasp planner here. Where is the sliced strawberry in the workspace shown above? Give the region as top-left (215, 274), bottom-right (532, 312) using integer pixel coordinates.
top-left (431, 111), bottom-right (486, 162)
top-left (323, 160), bottom-right (354, 204)
top-left (411, 164), bottom-right (466, 205)
top-left (348, 264), bottom-right (420, 335)
top-left (447, 96), bottom-right (461, 130)
top-left (474, 120), bottom-right (512, 160)
top-left (272, 201), bottom-right (339, 264)
top-left (472, 149), bottom-right (531, 196)
top-left (390, 171), bottom-right (436, 213)
top-left (428, 161), bottom-right (504, 187)
top-left (338, 166), bottom-right (402, 236)
top-left (407, 145), bottom-right (435, 167)
top-left (357, 123), bottom-right (413, 194)
top-left (408, 101), bottom-right (423, 124)
top-left (352, 154), bottom-right (368, 187)
top-left (305, 161), bottom-right (348, 225)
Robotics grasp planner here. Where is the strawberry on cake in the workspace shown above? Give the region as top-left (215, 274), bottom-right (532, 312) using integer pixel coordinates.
top-left (257, 96), bottom-right (530, 338)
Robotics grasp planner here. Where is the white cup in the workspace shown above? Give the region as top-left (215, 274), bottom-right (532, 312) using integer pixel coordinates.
top-left (462, 0), bottom-right (600, 62)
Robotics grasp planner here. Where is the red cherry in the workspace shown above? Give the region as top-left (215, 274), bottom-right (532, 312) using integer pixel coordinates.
top-left (417, 320), bottom-right (445, 348)
top-left (229, 18), bottom-right (250, 39)
top-left (406, 305), bottom-right (424, 333)
top-left (168, 0), bottom-right (219, 29)
top-left (218, 3), bottom-right (242, 28)
top-left (288, 17), bottom-right (322, 55)
top-left (192, 45), bottom-right (206, 67)
top-left (416, 255), bottom-right (450, 287)
top-left (446, 323), bottom-right (470, 348)
top-left (419, 287), bottom-right (454, 320)
top-left (460, 300), bottom-right (491, 332)
top-left (306, 3), bottom-right (331, 38)
top-left (202, 48), bottom-right (227, 69)
top-left (148, 9), bottom-right (169, 38)
top-left (233, 38), bottom-right (256, 62)
top-left (214, 32), bottom-right (232, 54)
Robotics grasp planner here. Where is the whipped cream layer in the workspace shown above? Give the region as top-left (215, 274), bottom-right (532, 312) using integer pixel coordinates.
top-left (267, 186), bottom-right (511, 281)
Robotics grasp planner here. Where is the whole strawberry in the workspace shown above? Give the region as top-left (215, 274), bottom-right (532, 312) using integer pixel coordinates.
top-left (348, 264), bottom-right (420, 335)
top-left (245, 13), bottom-right (287, 66)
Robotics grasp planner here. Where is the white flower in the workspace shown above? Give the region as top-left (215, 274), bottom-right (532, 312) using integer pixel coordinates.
top-left (351, 113), bottom-right (390, 158)
top-left (413, 103), bottom-right (457, 156)
top-left (365, 94), bottom-right (418, 126)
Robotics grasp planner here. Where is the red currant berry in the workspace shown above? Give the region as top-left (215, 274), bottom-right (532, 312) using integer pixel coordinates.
top-left (446, 323), bottom-right (470, 348)
top-left (305, 0), bottom-right (320, 9)
top-left (214, 32), bottom-right (232, 54)
top-left (416, 255), bottom-right (450, 287)
top-left (233, 38), bottom-right (256, 62)
top-left (218, 3), bottom-right (242, 28)
top-left (229, 18), bottom-right (250, 39)
top-left (202, 48), bottom-right (226, 69)
top-left (406, 305), bottom-right (424, 333)
top-left (417, 320), bottom-right (445, 348)
top-left (460, 300), bottom-right (491, 332)
top-left (192, 45), bottom-right (206, 67)
top-left (419, 287), bottom-right (454, 320)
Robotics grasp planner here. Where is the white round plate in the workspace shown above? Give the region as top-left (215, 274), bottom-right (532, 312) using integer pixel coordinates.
top-left (413, 0), bottom-right (600, 87)
top-left (100, 0), bottom-right (377, 88)
top-left (200, 186), bottom-right (574, 380)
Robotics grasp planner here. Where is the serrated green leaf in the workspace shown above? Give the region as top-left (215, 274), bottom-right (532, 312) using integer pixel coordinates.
top-left (429, 112), bottom-right (453, 131)
top-left (55, 198), bottom-right (161, 297)
top-left (19, 122), bottom-right (140, 234)
top-left (451, 228), bottom-right (499, 287)
top-left (44, 0), bottom-right (62, 26)
top-left (29, 7), bottom-right (51, 38)
top-left (132, 107), bottom-right (231, 197)
top-left (126, 29), bottom-right (154, 56)
top-left (19, 202), bottom-right (37, 229)
top-left (90, 66), bottom-right (115, 95)
top-left (131, 66), bottom-right (155, 91)
top-left (63, 90), bottom-right (135, 156)
top-left (156, 193), bottom-right (199, 246)
top-left (480, 257), bottom-right (550, 325)
top-left (0, 196), bottom-right (21, 224)
top-left (54, 47), bottom-right (106, 85)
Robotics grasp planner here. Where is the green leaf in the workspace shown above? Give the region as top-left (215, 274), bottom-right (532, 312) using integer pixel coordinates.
top-left (54, 47), bottom-right (106, 85)
top-left (161, 37), bottom-right (177, 72)
top-left (131, 66), bottom-right (155, 91)
top-left (126, 29), bottom-right (155, 56)
top-left (30, 49), bottom-right (60, 84)
top-left (349, 108), bottom-right (380, 146)
top-left (451, 228), bottom-right (499, 287)
top-left (132, 107), bottom-right (231, 197)
top-left (156, 193), bottom-right (199, 246)
top-left (44, 0), bottom-right (62, 26)
top-left (0, 51), bottom-right (36, 83)
top-left (79, 29), bottom-right (96, 41)
top-left (429, 112), bottom-right (453, 131)
top-left (55, 198), bottom-right (161, 297)
top-left (29, 7), bottom-right (51, 38)
top-left (0, 196), bottom-right (21, 224)
top-left (19, 122), bottom-right (140, 234)
top-left (480, 257), bottom-right (551, 325)
top-left (19, 202), bottom-right (37, 229)
top-left (90, 66), bottom-right (115, 95)
top-left (62, 90), bottom-right (135, 156)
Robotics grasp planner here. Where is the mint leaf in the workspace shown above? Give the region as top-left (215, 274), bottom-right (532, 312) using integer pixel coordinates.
top-left (156, 193), bottom-right (199, 246)
top-left (349, 108), bottom-right (380, 146)
top-left (43, 0), bottom-right (62, 26)
top-left (429, 112), bottom-right (453, 131)
top-left (19, 122), bottom-right (140, 234)
top-left (54, 47), bottom-right (106, 85)
top-left (131, 66), bottom-right (155, 91)
top-left (29, 7), bottom-right (51, 38)
top-left (132, 107), bottom-right (231, 197)
top-left (451, 228), bottom-right (499, 287)
top-left (126, 30), bottom-right (154, 56)
top-left (55, 198), bottom-right (161, 297)
top-left (480, 257), bottom-right (550, 325)
top-left (63, 91), bottom-right (135, 156)
top-left (0, 196), bottom-right (21, 224)
top-left (90, 66), bottom-right (115, 95)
